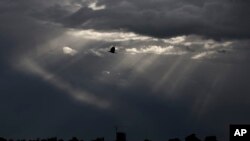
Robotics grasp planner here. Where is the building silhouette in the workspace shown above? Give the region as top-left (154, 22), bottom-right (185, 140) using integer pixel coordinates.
top-left (185, 134), bottom-right (201, 141)
top-left (91, 137), bottom-right (104, 141)
top-left (69, 137), bottom-right (79, 141)
top-left (168, 138), bottom-right (181, 141)
top-left (47, 137), bottom-right (57, 141)
top-left (204, 136), bottom-right (217, 141)
top-left (0, 137), bottom-right (7, 141)
top-left (0, 131), bottom-right (219, 141)
top-left (116, 132), bottom-right (126, 141)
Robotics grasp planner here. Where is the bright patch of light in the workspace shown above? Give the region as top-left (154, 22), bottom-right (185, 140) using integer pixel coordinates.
top-left (89, 49), bottom-right (103, 57)
top-left (222, 41), bottom-right (233, 47)
top-left (204, 40), bottom-right (217, 49)
top-left (88, 1), bottom-right (106, 11)
top-left (184, 42), bottom-right (192, 46)
top-left (67, 29), bottom-right (152, 42)
top-left (126, 45), bottom-right (187, 55)
top-left (16, 57), bottom-right (110, 109)
top-left (163, 36), bottom-right (186, 44)
top-left (192, 51), bottom-right (216, 60)
top-left (102, 70), bottom-right (111, 75)
top-left (204, 40), bottom-right (233, 49)
top-left (63, 46), bottom-right (77, 56)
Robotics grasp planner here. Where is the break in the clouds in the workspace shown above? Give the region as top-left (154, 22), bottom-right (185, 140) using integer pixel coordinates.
top-left (1, 0), bottom-right (250, 141)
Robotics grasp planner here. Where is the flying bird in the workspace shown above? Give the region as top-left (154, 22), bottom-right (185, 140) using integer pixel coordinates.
top-left (109, 46), bottom-right (116, 53)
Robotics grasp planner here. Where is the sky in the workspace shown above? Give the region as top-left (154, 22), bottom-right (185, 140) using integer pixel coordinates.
top-left (0, 0), bottom-right (250, 141)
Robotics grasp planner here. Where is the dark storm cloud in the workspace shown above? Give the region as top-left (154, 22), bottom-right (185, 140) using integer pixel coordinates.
top-left (0, 0), bottom-right (123, 139)
top-left (0, 0), bottom-right (66, 61)
top-left (2, 0), bottom-right (250, 40)
top-left (59, 0), bottom-right (250, 40)
top-left (1, 1), bottom-right (250, 141)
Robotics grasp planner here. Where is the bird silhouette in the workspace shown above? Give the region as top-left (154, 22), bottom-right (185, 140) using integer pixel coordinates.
top-left (109, 46), bottom-right (116, 53)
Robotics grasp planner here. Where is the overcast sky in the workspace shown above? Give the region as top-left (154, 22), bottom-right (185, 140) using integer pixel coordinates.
top-left (1, 0), bottom-right (250, 141)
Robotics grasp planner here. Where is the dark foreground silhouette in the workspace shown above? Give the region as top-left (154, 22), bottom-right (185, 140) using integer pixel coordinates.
top-left (0, 133), bottom-right (218, 141)
top-left (168, 133), bottom-right (217, 141)
top-left (109, 46), bottom-right (116, 53)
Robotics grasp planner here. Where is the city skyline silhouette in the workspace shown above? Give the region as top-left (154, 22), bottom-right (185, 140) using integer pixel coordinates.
top-left (0, 132), bottom-right (218, 141)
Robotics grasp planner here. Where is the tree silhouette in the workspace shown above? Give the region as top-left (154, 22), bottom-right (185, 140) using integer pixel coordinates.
top-left (204, 136), bottom-right (217, 141)
top-left (69, 137), bottom-right (79, 141)
top-left (185, 134), bottom-right (201, 141)
top-left (0, 137), bottom-right (7, 141)
top-left (168, 138), bottom-right (181, 141)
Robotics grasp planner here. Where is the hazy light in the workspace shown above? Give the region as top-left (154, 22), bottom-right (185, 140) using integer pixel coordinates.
top-left (63, 46), bottom-right (77, 56)
top-left (204, 40), bottom-right (233, 49)
top-left (67, 29), bottom-right (153, 42)
top-left (126, 45), bottom-right (187, 55)
top-left (88, 1), bottom-right (106, 11)
top-left (192, 51), bottom-right (216, 60)
top-left (184, 42), bottom-right (192, 46)
top-left (163, 36), bottom-right (186, 44)
top-left (102, 70), bottom-right (111, 75)
top-left (222, 41), bottom-right (233, 47)
top-left (16, 57), bottom-right (110, 109)
top-left (90, 49), bottom-right (103, 57)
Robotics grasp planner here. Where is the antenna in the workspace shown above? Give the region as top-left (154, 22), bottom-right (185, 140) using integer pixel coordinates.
top-left (114, 125), bottom-right (118, 141)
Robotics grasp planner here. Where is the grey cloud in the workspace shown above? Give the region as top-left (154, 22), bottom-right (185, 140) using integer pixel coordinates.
top-left (1, 1), bottom-right (250, 141)
top-left (3, 0), bottom-right (250, 40)
top-left (58, 0), bottom-right (250, 40)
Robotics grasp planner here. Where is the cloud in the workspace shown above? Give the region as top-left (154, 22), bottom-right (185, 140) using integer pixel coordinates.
top-left (3, 0), bottom-right (249, 40)
top-left (63, 46), bottom-right (78, 56)
top-left (67, 29), bottom-right (153, 42)
top-left (2, 0), bottom-right (250, 40)
top-left (126, 45), bottom-right (186, 55)
top-left (1, 1), bottom-right (250, 141)
top-left (88, 1), bottom-right (106, 11)
top-left (163, 36), bottom-right (186, 44)
top-left (58, 0), bottom-right (250, 40)
top-left (191, 51), bottom-right (216, 60)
